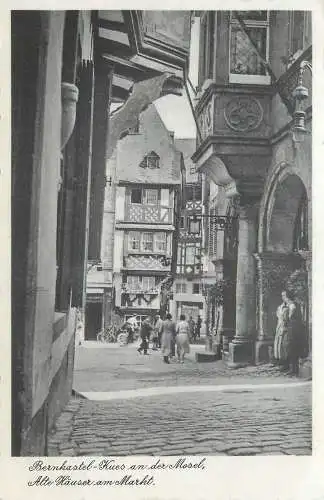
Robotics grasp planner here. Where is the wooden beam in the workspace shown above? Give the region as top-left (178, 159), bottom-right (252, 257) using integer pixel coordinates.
top-left (103, 55), bottom-right (158, 82)
top-left (98, 17), bottom-right (127, 33)
top-left (96, 37), bottom-right (133, 59)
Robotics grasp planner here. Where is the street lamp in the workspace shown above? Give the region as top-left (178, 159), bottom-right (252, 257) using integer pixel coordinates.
top-left (292, 60), bottom-right (312, 144)
top-left (187, 213), bottom-right (238, 236)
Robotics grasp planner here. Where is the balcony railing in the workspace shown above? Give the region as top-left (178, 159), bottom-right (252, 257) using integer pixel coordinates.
top-left (124, 204), bottom-right (173, 224)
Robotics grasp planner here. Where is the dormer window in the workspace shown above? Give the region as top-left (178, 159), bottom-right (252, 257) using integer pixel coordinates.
top-left (140, 151), bottom-right (160, 169)
top-left (229, 11), bottom-right (271, 85)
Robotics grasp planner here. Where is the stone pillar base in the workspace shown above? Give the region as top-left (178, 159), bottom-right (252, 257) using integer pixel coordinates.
top-left (226, 340), bottom-right (253, 368)
top-left (255, 339), bottom-right (273, 364)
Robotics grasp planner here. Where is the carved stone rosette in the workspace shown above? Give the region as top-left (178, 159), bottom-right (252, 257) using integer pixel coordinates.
top-left (224, 96), bottom-right (263, 132)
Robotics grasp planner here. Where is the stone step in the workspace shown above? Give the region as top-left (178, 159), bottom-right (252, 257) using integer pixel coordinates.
top-left (195, 352), bottom-right (219, 363)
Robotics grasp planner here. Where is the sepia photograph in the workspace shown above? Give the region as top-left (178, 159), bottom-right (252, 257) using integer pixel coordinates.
top-left (11, 9), bottom-right (312, 458)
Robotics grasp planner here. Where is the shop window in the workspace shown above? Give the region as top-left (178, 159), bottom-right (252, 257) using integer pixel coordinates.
top-left (193, 283), bottom-right (200, 294)
top-left (131, 188), bottom-right (142, 204)
top-left (128, 231), bottom-right (140, 251)
top-left (229, 11), bottom-right (270, 84)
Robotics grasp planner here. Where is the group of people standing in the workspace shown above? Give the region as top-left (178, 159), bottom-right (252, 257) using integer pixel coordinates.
top-left (137, 313), bottom-right (192, 364)
top-left (136, 288), bottom-right (307, 375)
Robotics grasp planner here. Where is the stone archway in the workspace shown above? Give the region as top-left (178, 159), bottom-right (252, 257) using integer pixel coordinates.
top-left (267, 173), bottom-right (307, 253)
top-left (255, 170), bottom-right (309, 362)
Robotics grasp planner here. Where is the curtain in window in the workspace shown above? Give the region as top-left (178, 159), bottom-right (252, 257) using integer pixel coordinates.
top-left (142, 232), bottom-right (154, 251)
top-left (143, 189), bottom-right (158, 205)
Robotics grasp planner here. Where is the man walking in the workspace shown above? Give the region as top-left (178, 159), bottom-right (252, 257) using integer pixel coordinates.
top-left (137, 317), bottom-right (152, 355)
top-left (188, 316), bottom-right (195, 342)
top-left (154, 314), bottom-right (163, 349)
top-left (196, 316), bottom-right (202, 339)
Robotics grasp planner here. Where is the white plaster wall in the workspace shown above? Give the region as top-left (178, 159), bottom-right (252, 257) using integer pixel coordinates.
top-left (101, 152), bottom-right (117, 267)
top-left (167, 233), bottom-right (172, 254)
top-left (113, 231), bottom-right (124, 272)
top-left (114, 273), bottom-right (122, 307)
top-left (161, 188), bottom-right (170, 206)
top-left (115, 186), bottom-right (126, 220)
top-left (32, 12), bottom-right (66, 416)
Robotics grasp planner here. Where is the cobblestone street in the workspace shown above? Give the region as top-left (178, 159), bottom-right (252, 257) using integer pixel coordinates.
top-left (48, 343), bottom-right (312, 457)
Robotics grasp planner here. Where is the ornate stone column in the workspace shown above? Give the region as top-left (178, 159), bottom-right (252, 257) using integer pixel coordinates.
top-left (228, 203), bottom-right (258, 367)
top-left (253, 251), bottom-right (303, 363)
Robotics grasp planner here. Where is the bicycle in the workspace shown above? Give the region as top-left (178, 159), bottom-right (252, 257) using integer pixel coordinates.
top-left (97, 324), bottom-right (118, 343)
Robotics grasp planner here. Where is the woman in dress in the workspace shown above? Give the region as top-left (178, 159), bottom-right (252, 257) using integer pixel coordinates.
top-left (274, 289), bottom-right (305, 374)
top-left (160, 313), bottom-right (176, 364)
top-left (175, 314), bottom-right (191, 363)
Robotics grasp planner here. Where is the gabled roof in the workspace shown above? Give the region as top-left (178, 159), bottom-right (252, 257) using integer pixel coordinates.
top-left (113, 103), bottom-right (182, 185)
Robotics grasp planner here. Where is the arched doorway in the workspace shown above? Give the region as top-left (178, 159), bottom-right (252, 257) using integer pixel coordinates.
top-left (267, 174), bottom-right (308, 253)
top-left (256, 171), bottom-right (310, 361)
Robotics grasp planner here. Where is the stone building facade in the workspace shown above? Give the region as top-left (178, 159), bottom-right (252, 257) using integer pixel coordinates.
top-left (12, 10), bottom-right (191, 455)
top-left (192, 11), bottom-right (312, 370)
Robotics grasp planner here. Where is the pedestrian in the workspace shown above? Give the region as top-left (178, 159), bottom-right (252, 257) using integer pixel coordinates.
top-left (160, 313), bottom-right (176, 364)
top-left (175, 314), bottom-right (190, 363)
top-left (196, 316), bottom-right (202, 339)
top-left (154, 314), bottom-right (163, 349)
top-left (273, 289), bottom-right (305, 374)
top-left (188, 316), bottom-right (195, 342)
top-left (137, 317), bottom-right (152, 355)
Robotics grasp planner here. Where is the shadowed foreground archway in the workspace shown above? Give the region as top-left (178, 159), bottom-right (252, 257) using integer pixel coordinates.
top-left (255, 171), bottom-right (310, 363)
